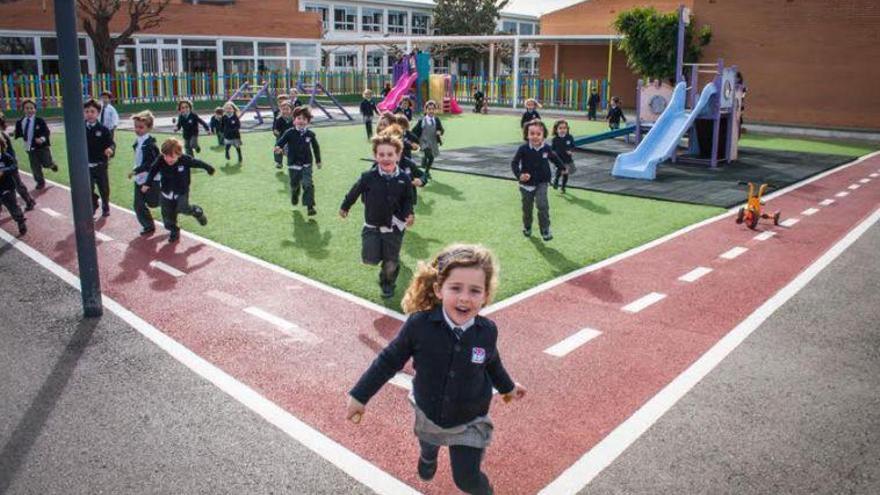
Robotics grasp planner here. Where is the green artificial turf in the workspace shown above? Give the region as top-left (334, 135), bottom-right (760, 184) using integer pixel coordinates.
top-left (739, 133), bottom-right (878, 157)
top-left (11, 113), bottom-right (733, 309)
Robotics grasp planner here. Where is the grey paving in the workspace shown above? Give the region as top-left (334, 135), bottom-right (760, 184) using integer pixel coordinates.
top-left (432, 139), bottom-right (853, 207)
top-left (0, 244), bottom-right (373, 495)
top-left (583, 224), bottom-right (880, 494)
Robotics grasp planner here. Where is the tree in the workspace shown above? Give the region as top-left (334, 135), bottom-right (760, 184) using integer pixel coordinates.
top-left (78, 0), bottom-right (171, 74)
top-left (614, 7), bottom-right (711, 82)
top-left (431, 0), bottom-right (509, 74)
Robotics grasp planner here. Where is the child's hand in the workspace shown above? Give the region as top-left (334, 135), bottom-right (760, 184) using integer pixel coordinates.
top-left (347, 396), bottom-right (365, 424)
top-left (273, 146), bottom-right (282, 155)
top-left (503, 382), bottom-right (527, 403)
top-left (519, 173), bottom-right (531, 182)
top-left (339, 209), bottom-right (349, 219)
top-left (140, 185), bottom-right (150, 193)
top-left (35, 137), bottom-right (45, 144)
top-left (412, 178), bottom-right (423, 187)
top-left (207, 166), bottom-right (216, 176)
top-left (104, 147), bottom-right (113, 157)
top-left (406, 214), bottom-right (414, 227)
top-left (316, 162), bottom-right (322, 170)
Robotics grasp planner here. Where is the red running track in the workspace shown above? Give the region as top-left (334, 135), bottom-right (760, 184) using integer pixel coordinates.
top-left (2, 154), bottom-right (878, 494)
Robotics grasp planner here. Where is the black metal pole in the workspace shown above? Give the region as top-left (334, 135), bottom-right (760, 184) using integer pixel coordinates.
top-left (54, 0), bottom-right (103, 317)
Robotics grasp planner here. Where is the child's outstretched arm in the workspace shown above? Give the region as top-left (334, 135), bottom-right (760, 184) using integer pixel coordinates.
top-left (197, 114), bottom-right (210, 131)
top-left (486, 350), bottom-right (526, 403)
top-left (339, 174), bottom-right (367, 216)
top-left (310, 132), bottom-right (321, 167)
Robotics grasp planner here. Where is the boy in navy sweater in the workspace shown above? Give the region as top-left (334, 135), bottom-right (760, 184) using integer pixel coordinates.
top-left (339, 134), bottom-right (413, 299)
top-left (83, 98), bottom-right (115, 216)
top-left (272, 101), bottom-right (294, 170)
top-left (347, 244), bottom-right (526, 493)
top-left (587, 88), bottom-right (601, 120)
top-left (606, 96), bottom-right (626, 130)
top-left (175, 99), bottom-right (211, 156)
top-left (0, 139), bottom-right (27, 235)
top-left (209, 107), bottom-right (224, 147)
top-left (274, 107), bottom-right (322, 215)
top-left (519, 98), bottom-right (541, 129)
top-left (127, 111), bottom-right (161, 236)
top-left (360, 88), bottom-right (379, 141)
top-left (14, 98), bottom-right (58, 190)
top-left (142, 138), bottom-right (215, 243)
top-left (394, 96), bottom-right (414, 122)
top-left (511, 120), bottom-right (562, 241)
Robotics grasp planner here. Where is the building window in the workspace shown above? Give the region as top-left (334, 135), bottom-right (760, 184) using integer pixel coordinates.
top-left (258, 42), bottom-right (286, 57)
top-left (501, 21), bottom-right (517, 34)
top-left (412, 13), bottom-right (429, 35)
top-left (366, 51), bottom-right (383, 74)
top-left (41, 37), bottom-right (88, 55)
top-left (289, 43), bottom-right (316, 58)
top-left (223, 41), bottom-right (253, 57)
top-left (224, 59), bottom-right (255, 74)
top-left (362, 8), bottom-right (383, 32)
top-left (388, 10), bottom-right (407, 34)
top-left (305, 4), bottom-right (329, 31)
top-left (333, 53), bottom-right (357, 70)
top-left (519, 23), bottom-right (534, 35)
top-left (0, 59), bottom-right (37, 76)
top-left (334, 6), bottom-right (357, 31)
top-left (0, 36), bottom-right (35, 55)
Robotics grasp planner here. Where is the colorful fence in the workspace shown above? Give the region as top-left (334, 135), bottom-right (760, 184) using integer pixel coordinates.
top-left (0, 71), bottom-right (609, 112)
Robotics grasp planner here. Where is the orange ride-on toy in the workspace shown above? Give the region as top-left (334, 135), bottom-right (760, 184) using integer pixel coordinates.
top-left (735, 181), bottom-right (781, 229)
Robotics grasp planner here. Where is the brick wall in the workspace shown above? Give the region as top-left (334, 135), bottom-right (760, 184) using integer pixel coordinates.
top-left (538, 44), bottom-right (640, 108)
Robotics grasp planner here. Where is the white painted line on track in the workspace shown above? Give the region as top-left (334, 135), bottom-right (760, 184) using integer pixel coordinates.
top-left (801, 208), bottom-right (819, 216)
top-left (720, 246), bottom-right (748, 260)
top-left (753, 231), bottom-right (777, 241)
top-left (870, 173), bottom-right (878, 178)
top-left (95, 231), bottom-right (113, 242)
top-left (780, 218), bottom-right (800, 227)
top-left (149, 260), bottom-right (185, 278)
top-left (0, 229), bottom-right (420, 495)
top-left (622, 292), bottom-right (667, 313)
top-left (848, 184), bottom-right (860, 190)
top-left (40, 207), bottom-right (63, 218)
top-left (206, 289), bottom-right (247, 307)
top-left (859, 178), bottom-right (870, 184)
top-left (544, 328), bottom-right (603, 357)
top-left (538, 208), bottom-right (880, 495)
top-left (243, 306), bottom-right (320, 343)
top-left (835, 191), bottom-right (850, 198)
top-left (678, 266), bottom-right (713, 283)
top-left (819, 199), bottom-right (835, 206)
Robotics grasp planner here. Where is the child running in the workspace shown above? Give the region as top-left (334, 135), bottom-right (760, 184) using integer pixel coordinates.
top-left (84, 98), bottom-right (115, 217)
top-left (551, 119), bottom-right (576, 194)
top-left (209, 107), bottom-right (224, 147)
top-left (412, 100), bottom-right (444, 180)
top-left (360, 89), bottom-right (379, 141)
top-left (274, 106), bottom-right (321, 215)
top-left (221, 102), bottom-right (242, 163)
top-left (520, 98), bottom-right (542, 129)
top-left (0, 137), bottom-right (28, 235)
top-left (272, 101), bottom-right (294, 170)
top-left (511, 120), bottom-right (561, 241)
top-left (127, 111), bottom-right (161, 236)
top-left (339, 134), bottom-right (413, 299)
top-left (347, 244), bottom-right (526, 494)
top-left (142, 138), bottom-right (215, 243)
top-left (175, 99), bottom-right (210, 156)
top-left (1, 112), bottom-right (35, 211)
top-left (376, 119), bottom-right (426, 203)
top-left (395, 96), bottom-right (414, 122)
top-left (14, 98), bottom-right (59, 190)
top-left (288, 88), bottom-right (304, 108)
top-left (606, 96), bottom-right (626, 130)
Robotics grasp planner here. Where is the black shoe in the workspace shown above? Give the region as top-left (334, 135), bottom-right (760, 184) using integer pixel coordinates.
top-left (17, 222), bottom-right (27, 236)
top-left (50, 164), bottom-right (59, 172)
top-left (291, 196), bottom-right (299, 206)
top-left (35, 182), bottom-right (45, 190)
top-left (196, 213), bottom-right (208, 226)
top-left (523, 228), bottom-right (532, 237)
top-left (542, 231), bottom-right (553, 241)
top-left (195, 145), bottom-right (201, 153)
top-left (307, 207), bottom-right (317, 216)
top-left (275, 163), bottom-right (283, 169)
top-left (381, 285), bottom-right (394, 299)
top-left (552, 181), bottom-right (559, 190)
top-left (139, 228), bottom-right (155, 236)
top-left (25, 201), bottom-right (35, 211)
top-left (225, 153), bottom-right (230, 160)
top-left (102, 209), bottom-right (110, 217)
top-left (417, 456), bottom-right (437, 481)
top-left (168, 231), bottom-right (180, 243)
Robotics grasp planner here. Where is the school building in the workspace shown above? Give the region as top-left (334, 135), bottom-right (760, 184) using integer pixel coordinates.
top-left (0, 0), bottom-right (540, 77)
top-left (539, 0), bottom-right (880, 131)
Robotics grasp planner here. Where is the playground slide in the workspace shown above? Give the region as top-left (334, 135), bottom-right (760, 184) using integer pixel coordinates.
top-left (612, 81), bottom-right (717, 180)
top-left (447, 92), bottom-right (463, 114)
top-left (377, 72), bottom-right (419, 113)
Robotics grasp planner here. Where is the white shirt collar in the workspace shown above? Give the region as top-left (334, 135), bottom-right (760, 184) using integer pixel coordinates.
top-left (136, 134), bottom-right (150, 146)
top-left (377, 165), bottom-right (399, 178)
top-left (529, 142), bottom-right (544, 151)
top-left (442, 307), bottom-right (475, 332)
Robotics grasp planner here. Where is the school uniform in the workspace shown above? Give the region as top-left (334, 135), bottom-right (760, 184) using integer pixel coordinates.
top-left (99, 102), bottom-right (119, 141)
top-left (175, 111), bottom-right (210, 156)
top-left (14, 114), bottom-right (57, 189)
top-left (276, 127), bottom-right (321, 210)
top-left (412, 115), bottom-right (444, 177)
top-left (551, 134), bottom-right (576, 192)
top-left (0, 152), bottom-right (27, 234)
top-left (272, 116), bottom-right (293, 168)
top-left (340, 166), bottom-right (413, 296)
top-left (511, 142), bottom-right (561, 238)
top-left (350, 305), bottom-right (514, 494)
top-left (587, 93), bottom-right (601, 120)
top-left (221, 113), bottom-right (242, 161)
top-left (394, 106), bottom-right (413, 122)
top-left (85, 120), bottom-right (115, 215)
top-left (291, 97), bottom-right (304, 108)
top-left (209, 115), bottom-right (224, 146)
top-left (372, 156), bottom-right (426, 205)
top-left (520, 109), bottom-right (541, 129)
top-left (1, 132), bottom-right (34, 210)
top-left (130, 135), bottom-right (160, 233)
top-left (401, 130), bottom-right (419, 161)
top-left (381, 86), bottom-right (392, 99)
top-left (144, 154), bottom-right (214, 242)
top-left (473, 90), bottom-right (485, 113)
top-left (360, 98), bottom-right (378, 139)
top-left (607, 106), bottom-right (626, 130)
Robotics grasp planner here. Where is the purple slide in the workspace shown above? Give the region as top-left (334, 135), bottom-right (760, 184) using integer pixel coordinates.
top-left (377, 72), bottom-right (419, 113)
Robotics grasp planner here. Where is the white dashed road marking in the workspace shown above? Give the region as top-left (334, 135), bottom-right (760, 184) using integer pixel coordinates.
top-left (780, 218), bottom-right (800, 227)
top-left (243, 306), bottom-right (320, 343)
top-left (40, 207), bottom-right (63, 218)
top-left (622, 292), bottom-right (667, 313)
top-left (753, 231), bottom-right (776, 241)
top-left (835, 191), bottom-right (850, 198)
top-left (720, 247), bottom-right (748, 260)
top-left (678, 267), bottom-right (713, 283)
top-left (544, 328), bottom-right (603, 357)
top-left (819, 199), bottom-right (835, 206)
top-left (149, 260), bottom-right (186, 278)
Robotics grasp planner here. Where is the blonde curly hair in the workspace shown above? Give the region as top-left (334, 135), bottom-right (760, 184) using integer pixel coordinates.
top-left (401, 244), bottom-right (499, 314)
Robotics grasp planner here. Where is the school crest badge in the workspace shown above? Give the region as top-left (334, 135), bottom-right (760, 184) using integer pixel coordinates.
top-left (471, 347), bottom-right (486, 364)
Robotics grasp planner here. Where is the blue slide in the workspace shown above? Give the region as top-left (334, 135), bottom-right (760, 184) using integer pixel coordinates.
top-left (612, 81), bottom-right (717, 180)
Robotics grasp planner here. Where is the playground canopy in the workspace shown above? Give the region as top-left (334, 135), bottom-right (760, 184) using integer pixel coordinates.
top-left (319, 34), bottom-right (623, 109)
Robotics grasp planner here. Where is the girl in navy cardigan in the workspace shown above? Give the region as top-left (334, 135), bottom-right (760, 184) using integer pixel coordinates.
top-left (348, 244), bottom-right (526, 494)
top-left (511, 120), bottom-right (562, 241)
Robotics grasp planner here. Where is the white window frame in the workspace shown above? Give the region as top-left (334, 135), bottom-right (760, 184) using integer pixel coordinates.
top-left (333, 5), bottom-right (357, 32)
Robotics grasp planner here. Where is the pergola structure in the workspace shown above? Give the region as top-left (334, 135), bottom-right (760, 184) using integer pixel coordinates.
top-left (319, 34), bottom-right (623, 109)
